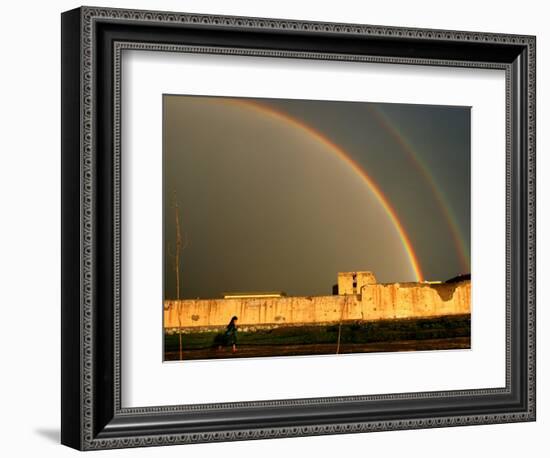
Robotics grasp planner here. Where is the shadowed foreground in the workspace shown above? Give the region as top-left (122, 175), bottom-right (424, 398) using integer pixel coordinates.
top-left (164, 314), bottom-right (470, 361)
top-left (165, 337), bottom-right (470, 361)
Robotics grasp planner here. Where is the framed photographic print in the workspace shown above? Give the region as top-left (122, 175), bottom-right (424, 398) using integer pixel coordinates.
top-left (61, 6), bottom-right (536, 450)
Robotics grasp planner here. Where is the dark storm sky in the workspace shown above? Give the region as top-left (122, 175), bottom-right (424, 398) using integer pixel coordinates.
top-left (163, 95), bottom-right (470, 300)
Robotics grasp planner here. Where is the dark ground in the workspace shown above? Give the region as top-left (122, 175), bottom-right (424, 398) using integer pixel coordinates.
top-left (165, 337), bottom-right (470, 361)
top-left (164, 314), bottom-right (471, 361)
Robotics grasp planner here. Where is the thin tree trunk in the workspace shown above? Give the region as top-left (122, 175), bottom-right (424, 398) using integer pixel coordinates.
top-left (174, 191), bottom-right (183, 360)
top-left (336, 322), bottom-right (343, 354)
top-left (175, 195), bottom-right (182, 300)
top-left (178, 331), bottom-right (183, 361)
top-left (336, 298), bottom-right (346, 354)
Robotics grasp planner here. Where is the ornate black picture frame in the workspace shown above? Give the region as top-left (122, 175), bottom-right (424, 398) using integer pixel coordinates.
top-left (61, 6), bottom-right (536, 450)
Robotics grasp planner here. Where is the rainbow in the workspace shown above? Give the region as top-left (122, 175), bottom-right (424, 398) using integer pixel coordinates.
top-left (217, 97), bottom-right (425, 282)
top-left (369, 106), bottom-right (470, 273)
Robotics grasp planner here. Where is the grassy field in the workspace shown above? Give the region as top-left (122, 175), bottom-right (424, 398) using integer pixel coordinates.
top-left (164, 314), bottom-right (470, 361)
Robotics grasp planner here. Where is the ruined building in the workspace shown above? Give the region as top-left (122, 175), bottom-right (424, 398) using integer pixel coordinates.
top-left (164, 271), bottom-right (471, 331)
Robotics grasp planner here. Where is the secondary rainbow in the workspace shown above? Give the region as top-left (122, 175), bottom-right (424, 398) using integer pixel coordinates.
top-left (217, 97), bottom-right (425, 282)
top-left (369, 106), bottom-right (470, 273)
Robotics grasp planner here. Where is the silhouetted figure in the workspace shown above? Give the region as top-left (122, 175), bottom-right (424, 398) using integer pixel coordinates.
top-left (218, 316), bottom-right (238, 353)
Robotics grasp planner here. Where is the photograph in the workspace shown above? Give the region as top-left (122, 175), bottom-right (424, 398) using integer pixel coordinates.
top-left (52, 1), bottom-right (537, 452)
top-left (162, 95), bottom-right (472, 361)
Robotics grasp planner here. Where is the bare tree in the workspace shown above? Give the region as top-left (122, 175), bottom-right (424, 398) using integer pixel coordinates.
top-left (169, 191), bottom-right (188, 360)
top-left (336, 297), bottom-right (347, 355)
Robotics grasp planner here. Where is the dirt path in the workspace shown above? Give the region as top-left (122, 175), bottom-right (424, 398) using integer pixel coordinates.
top-left (164, 337), bottom-right (470, 361)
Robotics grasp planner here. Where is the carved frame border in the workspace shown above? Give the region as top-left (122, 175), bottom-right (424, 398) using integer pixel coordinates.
top-left (62, 6), bottom-right (536, 450)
